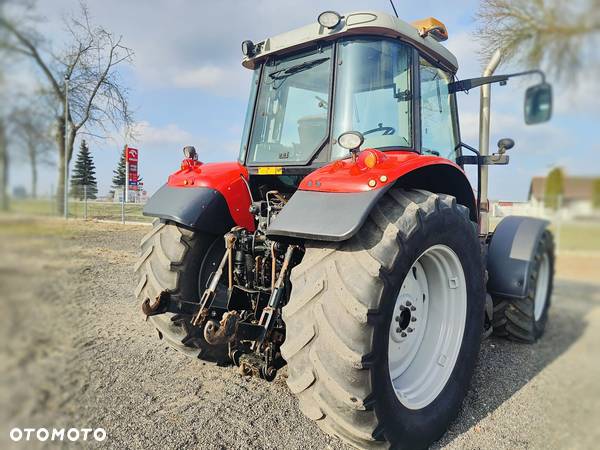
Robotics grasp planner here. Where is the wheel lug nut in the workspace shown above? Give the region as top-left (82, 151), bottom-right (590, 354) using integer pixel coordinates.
top-left (407, 327), bottom-right (413, 333)
top-left (396, 327), bottom-right (401, 333)
top-left (395, 316), bottom-right (400, 322)
top-left (410, 306), bottom-right (416, 311)
top-left (401, 332), bottom-right (407, 337)
top-left (405, 300), bottom-right (412, 306)
top-left (411, 317), bottom-right (417, 322)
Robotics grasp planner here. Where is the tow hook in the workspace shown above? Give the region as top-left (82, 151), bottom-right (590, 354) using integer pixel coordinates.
top-left (141, 290), bottom-right (170, 318)
top-left (204, 311), bottom-right (240, 345)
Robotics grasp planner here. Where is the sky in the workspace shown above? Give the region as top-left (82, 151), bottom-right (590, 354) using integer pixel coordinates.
top-left (5, 0), bottom-right (600, 201)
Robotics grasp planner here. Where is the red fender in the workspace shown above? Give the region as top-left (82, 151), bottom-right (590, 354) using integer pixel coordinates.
top-left (267, 150), bottom-right (477, 241)
top-left (167, 160), bottom-right (255, 231)
top-left (299, 150), bottom-right (467, 193)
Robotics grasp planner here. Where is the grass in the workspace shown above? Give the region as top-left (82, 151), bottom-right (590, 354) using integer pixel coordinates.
top-left (550, 222), bottom-right (600, 253)
top-left (4, 197), bottom-right (600, 252)
top-left (6, 197), bottom-right (151, 223)
top-left (491, 217), bottom-right (600, 253)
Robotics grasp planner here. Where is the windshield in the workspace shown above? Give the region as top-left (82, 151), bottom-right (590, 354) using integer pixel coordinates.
top-left (246, 45), bottom-right (333, 164)
top-left (243, 38), bottom-right (413, 165)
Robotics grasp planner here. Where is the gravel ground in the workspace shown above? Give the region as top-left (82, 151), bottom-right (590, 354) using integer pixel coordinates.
top-left (0, 216), bottom-right (599, 450)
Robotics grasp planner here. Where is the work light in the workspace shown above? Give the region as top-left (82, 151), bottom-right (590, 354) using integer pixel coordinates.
top-left (338, 131), bottom-right (364, 151)
top-left (183, 146), bottom-right (197, 160)
top-left (318, 11), bottom-right (341, 29)
top-left (241, 40), bottom-right (256, 57)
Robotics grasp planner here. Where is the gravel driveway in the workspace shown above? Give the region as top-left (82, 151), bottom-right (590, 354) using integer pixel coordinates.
top-left (1, 216), bottom-right (598, 449)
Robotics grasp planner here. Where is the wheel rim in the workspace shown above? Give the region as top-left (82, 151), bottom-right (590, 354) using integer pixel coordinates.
top-left (388, 244), bottom-right (467, 410)
top-left (534, 252), bottom-right (550, 321)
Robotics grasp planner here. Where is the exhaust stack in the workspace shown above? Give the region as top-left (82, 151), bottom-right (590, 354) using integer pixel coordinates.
top-left (478, 49), bottom-right (502, 235)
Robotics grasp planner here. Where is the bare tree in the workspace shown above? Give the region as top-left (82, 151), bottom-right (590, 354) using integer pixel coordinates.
top-left (9, 107), bottom-right (54, 198)
top-left (476, 0), bottom-right (600, 79)
top-left (0, 2), bottom-right (133, 212)
top-left (0, 114), bottom-right (8, 211)
top-left (0, 1), bottom-right (10, 210)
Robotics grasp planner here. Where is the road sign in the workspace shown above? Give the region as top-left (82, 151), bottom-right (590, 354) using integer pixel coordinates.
top-left (126, 147), bottom-right (138, 163)
top-left (125, 146), bottom-right (140, 197)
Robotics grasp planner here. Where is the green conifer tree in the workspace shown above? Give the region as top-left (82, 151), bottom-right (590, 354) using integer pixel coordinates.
top-left (70, 140), bottom-right (98, 200)
top-left (112, 150), bottom-right (126, 190)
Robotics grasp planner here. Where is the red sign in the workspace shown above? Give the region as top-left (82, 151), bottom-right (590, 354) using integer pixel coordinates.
top-left (126, 147), bottom-right (138, 163)
top-left (126, 146), bottom-right (140, 190)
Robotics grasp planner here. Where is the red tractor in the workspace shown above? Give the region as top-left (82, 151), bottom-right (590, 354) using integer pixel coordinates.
top-left (136, 11), bottom-right (554, 449)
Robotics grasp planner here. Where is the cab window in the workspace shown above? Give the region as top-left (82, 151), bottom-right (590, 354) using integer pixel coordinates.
top-left (247, 45), bottom-right (333, 164)
top-left (332, 38), bottom-right (412, 160)
top-left (419, 58), bottom-right (458, 160)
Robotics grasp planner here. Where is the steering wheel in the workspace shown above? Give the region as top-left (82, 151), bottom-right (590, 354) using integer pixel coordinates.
top-left (363, 123), bottom-right (395, 136)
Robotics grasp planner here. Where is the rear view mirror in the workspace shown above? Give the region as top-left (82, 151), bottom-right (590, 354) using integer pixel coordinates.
top-left (524, 82), bottom-right (552, 124)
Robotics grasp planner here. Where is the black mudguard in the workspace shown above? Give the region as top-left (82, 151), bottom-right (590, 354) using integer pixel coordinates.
top-left (143, 184), bottom-right (234, 234)
top-left (266, 187), bottom-right (389, 241)
top-left (266, 164), bottom-right (477, 242)
top-left (487, 215), bottom-right (550, 299)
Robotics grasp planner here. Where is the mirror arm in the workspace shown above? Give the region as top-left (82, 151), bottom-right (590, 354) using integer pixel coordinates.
top-left (449, 69), bottom-right (547, 94)
top-left (456, 143), bottom-right (509, 166)
top-left (449, 75), bottom-right (508, 93)
top-left (504, 68), bottom-right (546, 84)
top-left (455, 142), bottom-right (482, 222)
top-left (455, 141), bottom-right (509, 223)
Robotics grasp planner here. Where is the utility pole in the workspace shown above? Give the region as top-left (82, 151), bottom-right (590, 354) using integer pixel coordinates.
top-left (121, 145), bottom-right (126, 224)
top-left (125, 144), bottom-right (129, 204)
top-left (63, 74), bottom-right (70, 219)
top-left (83, 184), bottom-right (88, 220)
top-left (478, 49), bottom-right (502, 236)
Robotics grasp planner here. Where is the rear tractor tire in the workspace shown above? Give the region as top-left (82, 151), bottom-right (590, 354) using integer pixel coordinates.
top-left (492, 230), bottom-right (554, 343)
top-left (282, 188), bottom-right (485, 449)
top-left (134, 219), bottom-right (228, 363)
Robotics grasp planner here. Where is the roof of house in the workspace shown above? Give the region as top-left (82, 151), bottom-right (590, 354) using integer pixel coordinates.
top-left (529, 176), bottom-right (598, 202)
top-left (242, 11), bottom-right (458, 73)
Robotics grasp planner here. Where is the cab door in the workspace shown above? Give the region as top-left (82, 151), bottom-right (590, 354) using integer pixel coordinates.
top-left (418, 57), bottom-right (460, 161)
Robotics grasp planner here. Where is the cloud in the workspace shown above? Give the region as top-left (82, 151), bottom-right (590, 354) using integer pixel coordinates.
top-left (554, 73), bottom-right (600, 116)
top-left (105, 121), bottom-right (197, 155)
top-left (446, 30), bottom-right (482, 77)
top-left (170, 63), bottom-right (252, 96)
top-left (173, 66), bottom-right (225, 89)
top-left (131, 121), bottom-right (193, 147)
top-left (30, 0), bottom-right (479, 97)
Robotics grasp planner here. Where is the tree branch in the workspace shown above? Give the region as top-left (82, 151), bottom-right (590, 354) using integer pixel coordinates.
top-left (0, 16), bottom-right (63, 97)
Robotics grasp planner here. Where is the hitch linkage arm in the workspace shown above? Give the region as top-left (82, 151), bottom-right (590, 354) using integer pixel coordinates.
top-left (191, 230), bottom-right (238, 326)
top-left (252, 244), bottom-right (297, 350)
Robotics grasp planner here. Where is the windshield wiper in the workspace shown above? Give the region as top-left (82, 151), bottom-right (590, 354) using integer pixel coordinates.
top-left (268, 57), bottom-right (330, 80)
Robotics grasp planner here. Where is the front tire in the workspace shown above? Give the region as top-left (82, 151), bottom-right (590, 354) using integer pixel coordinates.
top-left (282, 188), bottom-right (485, 449)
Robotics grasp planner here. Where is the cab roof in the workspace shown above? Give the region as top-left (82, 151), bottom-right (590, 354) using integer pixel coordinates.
top-left (242, 11), bottom-right (458, 73)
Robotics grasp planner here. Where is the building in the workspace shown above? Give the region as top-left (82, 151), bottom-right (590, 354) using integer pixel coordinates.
top-left (529, 176), bottom-right (598, 217)
top-left (491, 176), bottom-right (599, 219)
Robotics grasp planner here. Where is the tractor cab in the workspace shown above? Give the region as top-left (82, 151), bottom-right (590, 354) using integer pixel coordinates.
top-left (239, 11), bottom-right (459, 171)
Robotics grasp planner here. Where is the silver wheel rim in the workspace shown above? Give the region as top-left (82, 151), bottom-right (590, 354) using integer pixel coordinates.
top-left (534, 252), bottom-right (550, 321)
top-left (388, 244), bottom-right (467, 410)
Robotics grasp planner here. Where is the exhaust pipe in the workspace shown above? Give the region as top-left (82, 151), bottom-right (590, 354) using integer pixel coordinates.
top-left (478, 49), bottom-right (502, 235)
